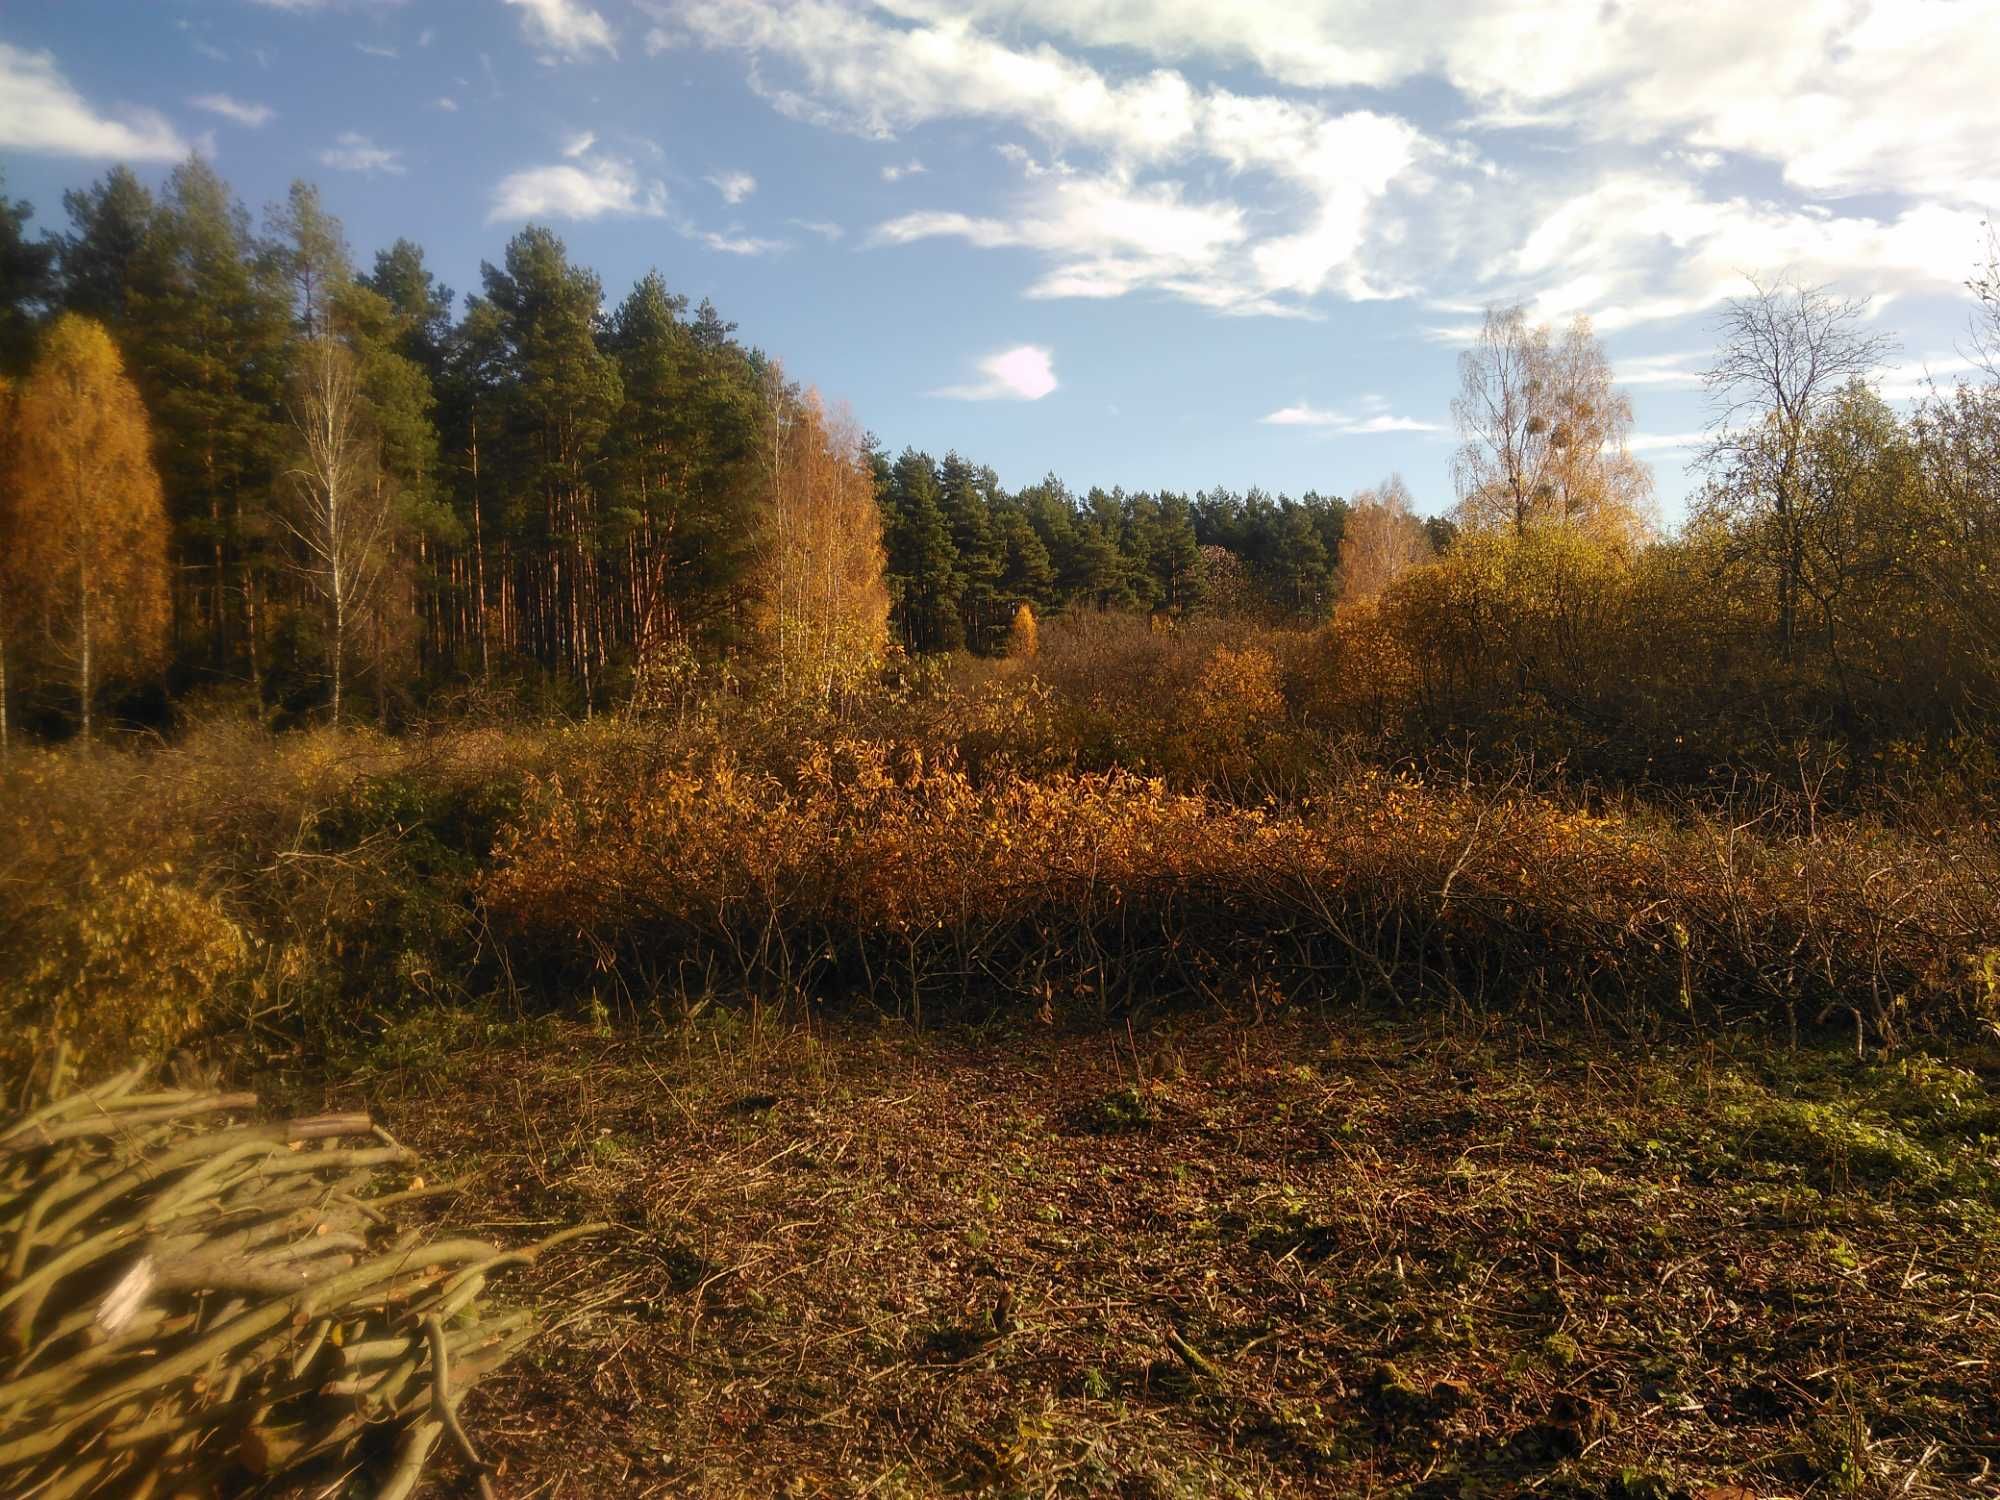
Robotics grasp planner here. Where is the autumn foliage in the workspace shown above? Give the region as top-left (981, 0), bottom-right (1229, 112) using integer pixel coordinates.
top-left (2, 314), bottom-right (168, 738)
top-left (481, 730), bottom-right (1998, 1045)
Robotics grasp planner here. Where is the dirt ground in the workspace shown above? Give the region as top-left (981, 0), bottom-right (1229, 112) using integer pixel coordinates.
top-left (292, 1007), bottom-right (2000, 1499)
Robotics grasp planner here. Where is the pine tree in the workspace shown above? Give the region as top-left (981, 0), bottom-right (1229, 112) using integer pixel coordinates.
top-left (58, 167), bottom-right (156, 329)
top-left (883, 449), bottom-right (961, 652)
top-left (131, 158), bottom-right (291, 687)
top-left (940, 452), bottom-right (1003, 651)
top-left (479, 227), bottom-right (622, 704)
top-left (1148, 492), bottom-right (1205, 615)
top-left (362, 238), bottom-right (455, 382)
top-left (0, 172), bottom-right (57, 375)
top-left (604, 270), bottom-right (761, 660)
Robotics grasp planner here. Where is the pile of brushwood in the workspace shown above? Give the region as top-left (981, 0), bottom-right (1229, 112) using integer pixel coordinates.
top-left (0, 1049), bottom-right (602, 1498)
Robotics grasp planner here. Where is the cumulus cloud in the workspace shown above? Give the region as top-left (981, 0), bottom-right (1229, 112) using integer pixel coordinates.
top-left (1500, 172), bottom-right (1979, 333)
top-left (1261, 396), bottom-right (1442, 433)
top-left (706, 171), bottom-right (758, 204)
top-left (190, 93), bottom-right (275, 128)
top-left (505, 0), bottom-right (617, 61)
top-left (664, 5), bottom-right (1439, 315)
top-left (0, 43), bottom-right (188, 160)
top-left (868, 0), bottom-right (2000, 202)
top-left (320, 131), bottom-right (404, 173)
top-left (934, 345), bottom-right (1058, 400)
top-left (656, 0), bottom-right (1995, 330)
top-left (489, 153), bottom-right (666, 221)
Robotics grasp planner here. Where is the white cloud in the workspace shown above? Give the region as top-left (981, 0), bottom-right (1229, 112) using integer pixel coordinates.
top-left (693, 229), bottom-right (786, 256)
top-left (0, 43), bottom-right (188, 160)
top-left (489, 154), bottom-right (666, 221)
top-left (504, 0), bottom-right (617, 61)
top-left (562, 129), bottom-right (597, 158)
top-left (663, 1), bottom-right (1996, 329)
top-left (875, 165), bottom-right (1311, 314)
top-left (320, 131), bottom-right (405, 174)
top-left (1501, 172), bottom-right (1981, 333)
top-left (1621, 431), bottom-right (1710, 454)
top-left (190, 93), bottom-right (275, 128)
top-left (1613, 351), bottom-right (1708, 388)
top-left (790, 218), bottom-right (845, 241)
top-left (1875, 354), bottom-right (1982, 402)
top-left (934, 345), bottom-right (1058, 401)
top-left (706, 170), bottom-right (758, 204)
top-left (667, 5), bottom-right (1437, 315)
top-left (356, 42), bottom-right (399, 59)
top-left (870, 0), bottom-right (2000, 203)
top-left (881, 158), bottom-right (926, 182)
top-left (418, 27), bottom-right (436, 47)
top-left (1261, 397), bottom-right (1442, 433)
top-left (435, 96), bottom-right (460, 111)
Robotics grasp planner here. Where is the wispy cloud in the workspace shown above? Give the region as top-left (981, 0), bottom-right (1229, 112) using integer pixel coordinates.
top-left (934, 345), bottom-right (1058, 401)
top-left (489, 153), bottom-right (666, 222)
top-left (706, 170), bottom-right (757, 205)
top-left (0, 43), bottom-right (187, 160)
top-left (1875, 354), bottom-right (1981, 401)
top-left (561, 129), bottom-right (596, 158)
top-left (190, 93), bottom-right (274, 128)
top-left (435, 96), bottom-right (459, 112)
top-left (790, 218), bottom-right (844, 242)
top-left (504, 0), bottom-right (616, 61)
top-left (1613, 351), bottom-right (1708, 388)
top-left (320, 131), bottom-right (404, 174)
top-left (1620, 431), bottom-right (1710, 454)
top-left (881, 159), bottom-right (926, 183)
top-left (1261, 397), bottom-right (1441, 433)
top-left (692, 228), bottom-right (786, 256)
top-left (355, 42), bottom-right (398, 59)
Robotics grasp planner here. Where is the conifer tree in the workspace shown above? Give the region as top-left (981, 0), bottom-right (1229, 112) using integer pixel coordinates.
top-left (0, 172), bottom-right (56, 375)
top-left (883, 449), bottom-right (961, 652)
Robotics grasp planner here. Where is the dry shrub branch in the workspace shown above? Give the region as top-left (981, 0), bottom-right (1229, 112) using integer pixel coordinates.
top-left (484, 739), bottom-right (2000, 1045)
top-left (0, 1048), bottom-right (604, 1498)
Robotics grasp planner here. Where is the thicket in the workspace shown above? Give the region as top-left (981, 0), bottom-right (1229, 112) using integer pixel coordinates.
top-left (6, 654), bottom-right (1996, 1084)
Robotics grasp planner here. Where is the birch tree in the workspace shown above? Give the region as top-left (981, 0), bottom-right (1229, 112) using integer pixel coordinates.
top-left (1453, 307), bottom-right (1651, 543)
top-left (758, 365), bottom-right (889, 702)
top-left (5, 315), bottom-right (169, 739)
top-left (284, 336), bottom-right (392, 724)
top-left (1338, 474), bottom-right (1432, 603)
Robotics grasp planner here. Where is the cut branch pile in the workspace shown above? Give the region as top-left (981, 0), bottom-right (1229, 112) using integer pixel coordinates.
top-left (0, 1048), bottom-right (604, 1498)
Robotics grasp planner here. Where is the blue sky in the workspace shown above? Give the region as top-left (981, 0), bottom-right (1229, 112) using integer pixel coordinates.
top-left (2, 0), bottom-right (1995, 521)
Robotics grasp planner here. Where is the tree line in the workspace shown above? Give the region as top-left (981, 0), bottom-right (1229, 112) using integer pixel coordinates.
top-left (0, 159), bottom-right (893, 735)
top-left (3, 154), bottom-right (1997, 773)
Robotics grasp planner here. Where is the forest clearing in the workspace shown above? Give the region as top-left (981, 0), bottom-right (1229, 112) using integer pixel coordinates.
top-left (6, 8), bottom-right (2000, 1494)
top-left (314, 1008), bottom-right (2000, 1499)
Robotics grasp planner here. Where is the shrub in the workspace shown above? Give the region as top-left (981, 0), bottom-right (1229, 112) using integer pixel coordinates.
top-left (482, 737), bottom-right (2000, 1043)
